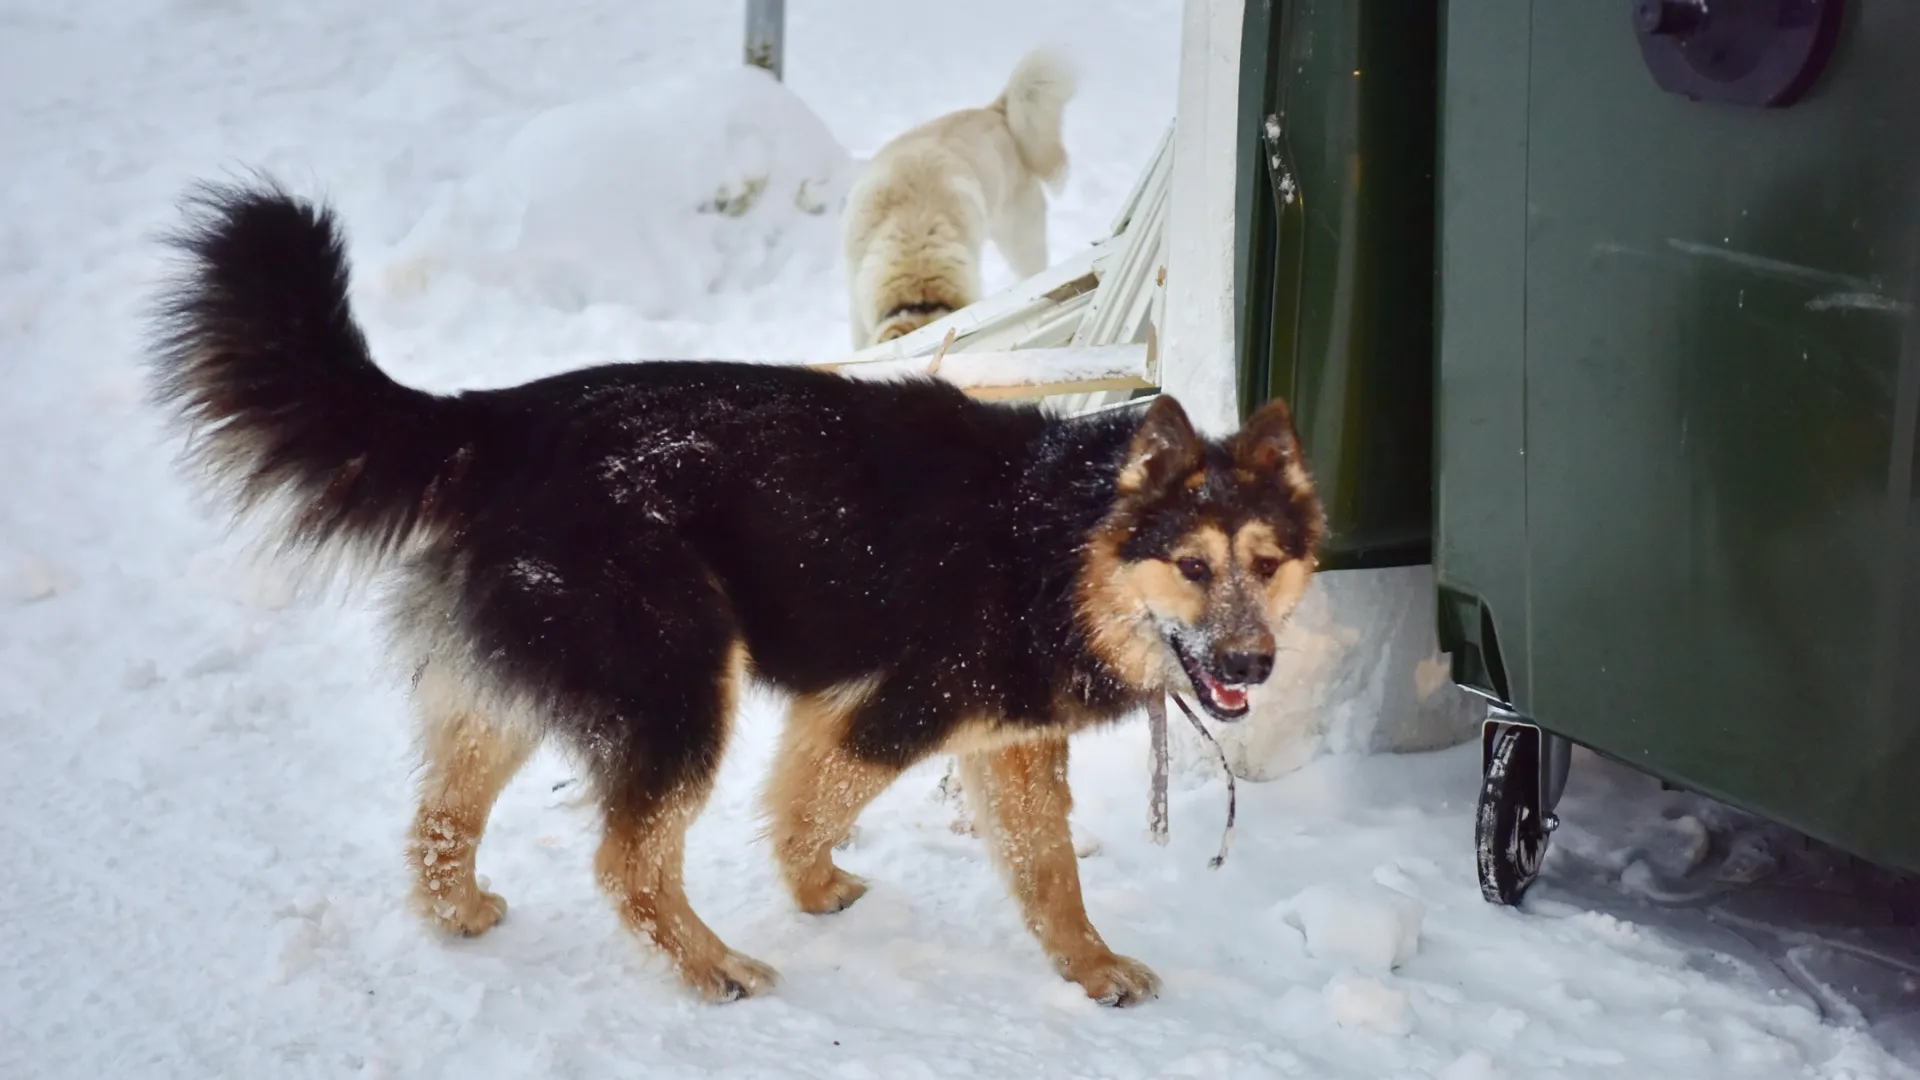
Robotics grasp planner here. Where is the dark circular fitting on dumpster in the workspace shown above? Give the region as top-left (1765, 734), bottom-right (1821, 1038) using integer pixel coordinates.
top-left (1633, 0), bottom-right (1844, 108)
top-left (1635, 0), bottom-right (1706, 36)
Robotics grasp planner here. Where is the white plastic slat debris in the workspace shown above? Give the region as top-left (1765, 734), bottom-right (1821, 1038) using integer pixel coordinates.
top-left (818, 343), bottom-right (1151, 400)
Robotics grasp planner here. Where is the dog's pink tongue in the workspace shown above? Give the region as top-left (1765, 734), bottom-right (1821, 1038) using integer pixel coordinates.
top-left (1203, 673), bottom-right (1248, 711)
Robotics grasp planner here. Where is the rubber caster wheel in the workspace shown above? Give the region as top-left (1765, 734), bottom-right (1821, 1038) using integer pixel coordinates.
top-left (1476, 723), bottom-right (1553, 905)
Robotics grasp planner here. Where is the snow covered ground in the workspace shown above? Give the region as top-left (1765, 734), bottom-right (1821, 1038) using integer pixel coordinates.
top-left (2, 0), bottom-right (1916, 1076)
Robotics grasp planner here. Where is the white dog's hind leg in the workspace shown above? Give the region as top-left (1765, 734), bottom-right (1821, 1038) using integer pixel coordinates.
top-left (849, 281), bottom-right (873, 348)
top-left (991, 180), bottom-right (1051, 280)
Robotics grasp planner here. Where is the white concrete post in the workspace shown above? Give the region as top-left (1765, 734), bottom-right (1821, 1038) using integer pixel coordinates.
top-left (1158, 0), bottom-right (1246, 437)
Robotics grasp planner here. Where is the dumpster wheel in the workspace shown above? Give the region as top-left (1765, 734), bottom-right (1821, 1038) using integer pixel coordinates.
top-left (1476, 723), bottom-right (1551, 905)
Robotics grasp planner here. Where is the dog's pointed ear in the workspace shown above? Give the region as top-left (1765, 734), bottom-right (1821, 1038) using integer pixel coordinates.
top-left (1118, 396), bottom-right (1203, 496)
top-left (1232, 397), bottom-right (1307, 479)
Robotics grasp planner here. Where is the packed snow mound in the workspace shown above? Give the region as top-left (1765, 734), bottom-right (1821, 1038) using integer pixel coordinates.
top-left (1283, 881), bottom-right (1426, 972)
top-left (377, 65), bottom-right (852, 317)
top-left (1324, 972), bottom-right (1415, 1036)
top-left (357, 48), bottom-right (522, 126)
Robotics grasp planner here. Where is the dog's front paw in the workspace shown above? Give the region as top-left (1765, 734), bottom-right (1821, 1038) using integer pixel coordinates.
top-left (684, 950), bottom-right (781, 1004)
top-left (1056, 950), bottom-right (1161, 1007)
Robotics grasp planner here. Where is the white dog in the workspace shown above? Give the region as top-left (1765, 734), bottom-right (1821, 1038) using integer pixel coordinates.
top-left (842, 48), bottom-right (1077, 347)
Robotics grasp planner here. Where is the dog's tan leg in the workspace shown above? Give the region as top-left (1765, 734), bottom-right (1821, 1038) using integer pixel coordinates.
top-left (408, 669), bottom-right (540, 937)
top-left (764, 684), bottom-right (903, 914)
top-left (594, 640), bottom-right (776, 1003)
top-left (960, 737), bottom-right (1160, 1006)
top-left (597, 794), bottom-right (779, 1003)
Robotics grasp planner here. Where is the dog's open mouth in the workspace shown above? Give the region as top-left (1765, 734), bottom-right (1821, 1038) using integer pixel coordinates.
top-left (1169, 640), bottom-right (1253, 721)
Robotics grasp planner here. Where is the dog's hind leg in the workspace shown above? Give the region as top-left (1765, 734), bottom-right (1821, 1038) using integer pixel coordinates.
top-left (849, 279), bottom-right (875, 349)
top-left (763, 680), bottom-right (903, 915)
top-left (990, 180), bottom-right (1051, 280)
top-left (960, 736), bottom-right (1160, 1006)
top-left (453, 533), bottom-right (774, 1001)
top-left (408, 664), bottom-right (541, 937)
top-left (592, 637), bottom-right (781, 1002)
top-left (600, 804), bottom-right (777, 1000)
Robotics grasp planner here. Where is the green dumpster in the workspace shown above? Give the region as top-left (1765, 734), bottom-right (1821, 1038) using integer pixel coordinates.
top-left (1433, 0), bottom-right (1920, 901)
top-left (1237, 0), bottom-right (1920, 903)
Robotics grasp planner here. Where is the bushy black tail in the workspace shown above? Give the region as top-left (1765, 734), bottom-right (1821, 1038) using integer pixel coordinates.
top-left (150, 179), bottom-right (481, 578)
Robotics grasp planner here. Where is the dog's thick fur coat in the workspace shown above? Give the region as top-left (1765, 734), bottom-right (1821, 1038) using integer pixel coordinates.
top-left (842, 47), bottom-right (1077, 346)
top-left (147, 182), bottom-right (1324, 1006)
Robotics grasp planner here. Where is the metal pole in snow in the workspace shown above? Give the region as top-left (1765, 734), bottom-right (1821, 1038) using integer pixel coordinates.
top-left (745, 0), bottom-right (785, 81)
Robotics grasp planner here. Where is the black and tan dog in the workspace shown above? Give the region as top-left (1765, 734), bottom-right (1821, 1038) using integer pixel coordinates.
top-left (147, 181), bottom-right (1326, 1007)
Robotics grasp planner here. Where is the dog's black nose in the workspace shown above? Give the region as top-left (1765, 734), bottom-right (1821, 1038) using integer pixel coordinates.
top-left (1217, 651), bottom-right (1274, 685)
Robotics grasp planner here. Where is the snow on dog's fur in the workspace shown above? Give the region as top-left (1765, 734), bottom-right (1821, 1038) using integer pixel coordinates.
top-left (842, 47), bottom-right (1077, 347)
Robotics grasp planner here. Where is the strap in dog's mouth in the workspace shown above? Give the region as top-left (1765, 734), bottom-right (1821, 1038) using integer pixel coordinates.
top-left (880, 301), bottom-right (953, 323)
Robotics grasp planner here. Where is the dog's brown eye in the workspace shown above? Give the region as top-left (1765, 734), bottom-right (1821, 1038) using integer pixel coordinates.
top-left (1176, 557), bottom-right (1212, 584)
top-left (1251, 556), bottom-right (1281, 580)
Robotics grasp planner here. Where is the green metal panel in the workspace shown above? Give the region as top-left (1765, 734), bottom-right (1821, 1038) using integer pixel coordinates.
top-left (1234, 0), bottom-right (1439, 571)
top-left (1437, 0), bottom-right (1920, 871)
top-left (1433, 0), bottom-right (1533, 706)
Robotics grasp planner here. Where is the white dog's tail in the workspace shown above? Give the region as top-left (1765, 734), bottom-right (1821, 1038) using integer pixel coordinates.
top-left (995, 47), bottom-right (1077, 190)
